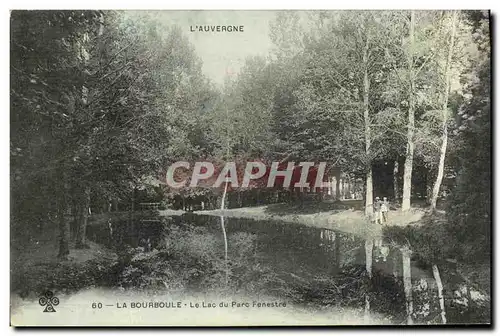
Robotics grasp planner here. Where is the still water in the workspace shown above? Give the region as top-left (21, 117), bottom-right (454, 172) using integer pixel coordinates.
top-left (83, 212), bottom-right (489, 325)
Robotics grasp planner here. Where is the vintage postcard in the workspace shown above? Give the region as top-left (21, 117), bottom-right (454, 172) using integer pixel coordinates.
top-left (10, 9), bottom-right (491, 326)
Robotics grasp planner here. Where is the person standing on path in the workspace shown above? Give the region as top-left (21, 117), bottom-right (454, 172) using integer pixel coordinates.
top-left (374, 196), bottom-right (382, 225)
top-left (381, 196), bottom-right (389, 224)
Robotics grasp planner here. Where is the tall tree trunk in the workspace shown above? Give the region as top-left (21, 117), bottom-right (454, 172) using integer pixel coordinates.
top-left (431, 11), bottom-right (457, 211)
top-left (74, 13), bottom-right (100, 249)
top-left (402, 11), bottom-right (416, 212)
top-left (365, 169), bottom-right (373, 216)
top-left (75, 186), bottom-right (91, 248)
top-left (393, 160), bottom-right (399, 200)
top-left (432, 264), bottom-right (447, 324)
top-left (402, 246), bottom-right (414, 324)
top-left (363, 32), bottom-right (373, 216)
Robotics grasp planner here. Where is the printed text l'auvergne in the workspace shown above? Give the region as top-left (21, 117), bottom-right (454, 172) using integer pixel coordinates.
top-left (190, 25), bottom-right (244, 32)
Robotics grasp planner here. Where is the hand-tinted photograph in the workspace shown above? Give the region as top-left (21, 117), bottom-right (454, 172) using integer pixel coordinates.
top-left (10, 10), bottom-right (491, 326)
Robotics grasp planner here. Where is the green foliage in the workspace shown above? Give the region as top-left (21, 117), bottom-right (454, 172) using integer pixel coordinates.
top-left (11, 11), bottom-right (216, 248)
top-left (13, 257), bottom-right (117, 299)
top-left (446, 34), bottom-right (490, 261)
top-left (116, 224), bottom-right (279, 294)
top-left (383, 213), bottom-right (451, 262)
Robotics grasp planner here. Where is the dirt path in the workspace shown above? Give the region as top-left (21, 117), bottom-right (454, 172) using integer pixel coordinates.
top-left (196, 205), bottom-right (425, 239)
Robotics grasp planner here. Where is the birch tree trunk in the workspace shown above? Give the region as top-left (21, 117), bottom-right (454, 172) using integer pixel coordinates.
top-left (432, 264), bottom-right (447, 324)
top-left (402, 11), bottom-right (416, 212)
top-left (431, 11), bottom-right (457, 211)
top-left (365, 169), bottom-right (373, 216)
top-left (363, 32), bottom-right (373, 217)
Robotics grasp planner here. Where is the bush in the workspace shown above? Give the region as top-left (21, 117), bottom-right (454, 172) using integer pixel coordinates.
top-left (116, 223), bottom-right (282, 295)
top-left (382, 213), bottom-right (452, 264)
top-left (13, 258), bottom-right (117, 299)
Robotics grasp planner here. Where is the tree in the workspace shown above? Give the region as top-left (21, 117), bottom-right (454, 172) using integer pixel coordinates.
top-left (446, 10), bottom-right (491, 261)
top-left (401, 11), bottom-right (417, 212)
top-left (11, 10), bottom-right (216, 257)
top-left (11, 10), bottom-right (107, 256)
top-left (382, 11), bottom-right (447, 211)
top-left (429, 11), bottom-right (458, 210)
top-left (284, 12), bottom-right (401, 215)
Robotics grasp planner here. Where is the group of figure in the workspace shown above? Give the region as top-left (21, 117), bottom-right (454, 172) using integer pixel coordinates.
top-left (139, 237), bottom-right (153, 252)
top-left (373, 196), bottom-right (389, 225)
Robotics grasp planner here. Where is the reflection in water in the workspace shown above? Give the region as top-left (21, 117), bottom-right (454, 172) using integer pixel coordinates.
top-left (401, 246), bottom-right (413, 325)
top-left (220, 182), bottom-right (230, 286)
top-left (365, 240), bottom-right (374, 278)
top-left (220, 215), bottom-right (229, 286)
top-left (364, 239), bottom-right (373, 322)
top-left (432, 264), bottom-right (447, 323)
top-left (170, 214), bottom-right (406, 322)
top-left (84, 213), bottom-right (489, 325)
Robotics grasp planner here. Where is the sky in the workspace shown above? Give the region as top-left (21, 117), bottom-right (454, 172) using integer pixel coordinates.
top-left (151, 11), bottom-right (278, 85)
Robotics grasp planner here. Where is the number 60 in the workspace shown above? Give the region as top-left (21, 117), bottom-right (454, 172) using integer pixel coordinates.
top-left (92, 302), bottom-right (103, 309)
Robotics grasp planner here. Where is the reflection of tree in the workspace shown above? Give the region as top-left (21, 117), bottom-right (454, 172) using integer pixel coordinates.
top-left (432, 264), bottom-right (447, 323)
top-left (335, 232), bottom-right (341, 270)
top-left (365, 240), bottom-right (374, 278)
top-left (392, 248), bottom-right (400, 278)
top-left (220, 180), bottom-right (229, 286)
top-left (320, 229), bottom-right (341, 273)
top-left (364, 239), bottom-right (374, 322)
top-left (401, 246), bottom-right (414, 324)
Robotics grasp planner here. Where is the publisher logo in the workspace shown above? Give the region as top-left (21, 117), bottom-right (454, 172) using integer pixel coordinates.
top-left (39, 291), bottom-right (59, 313)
